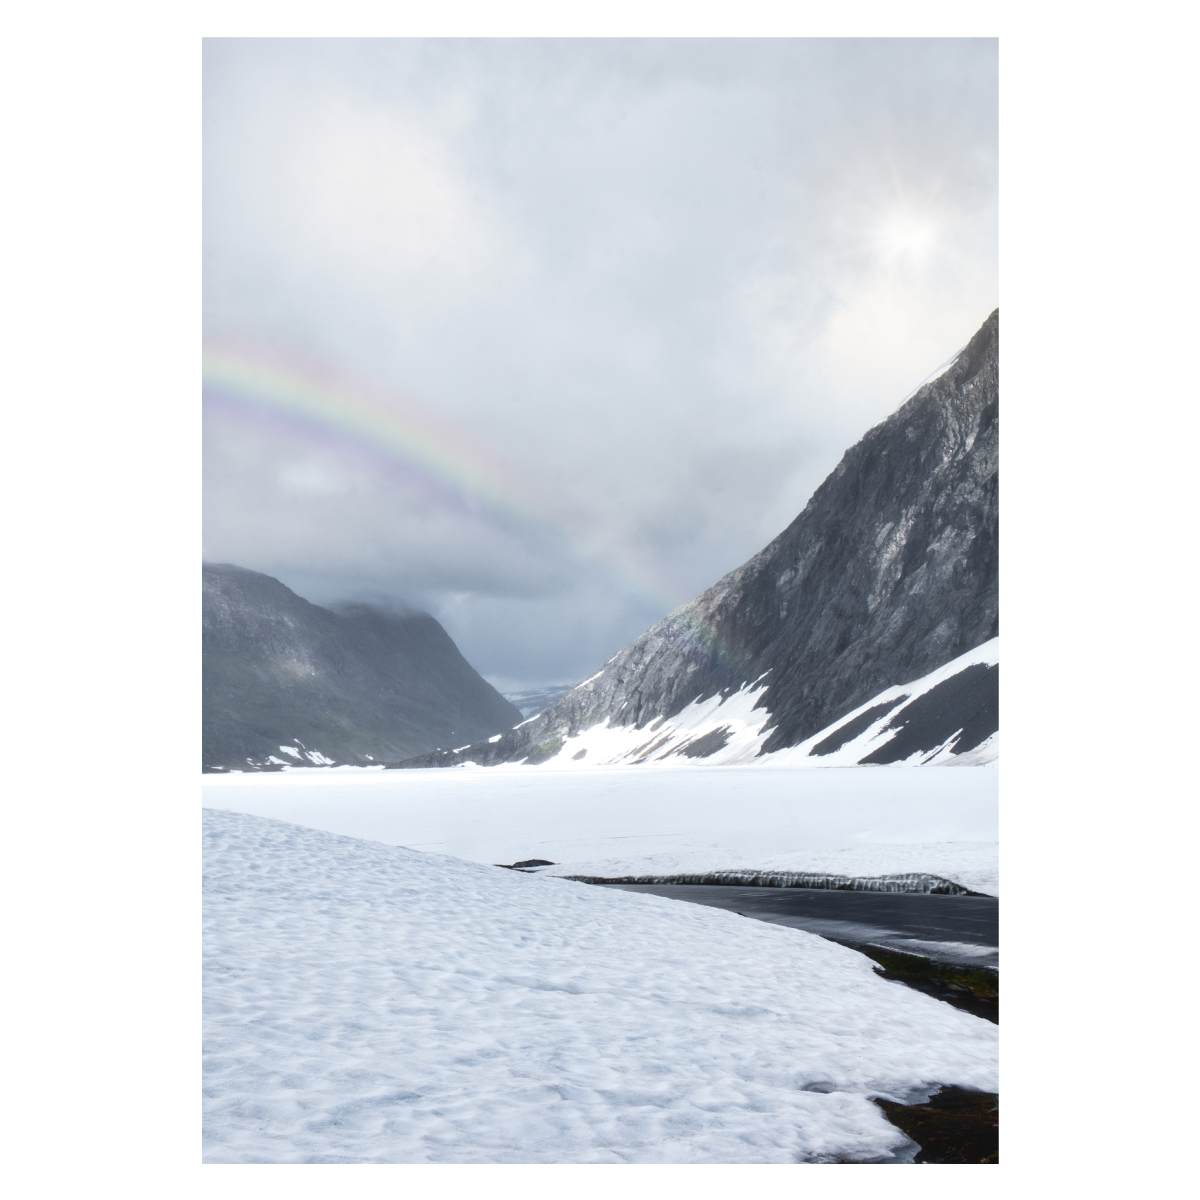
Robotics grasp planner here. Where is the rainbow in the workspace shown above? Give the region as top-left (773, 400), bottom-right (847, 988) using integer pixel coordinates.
top-left (203, 340), bottom-right (556, 533)
top-left (203, 339), bottom-right (760, 696)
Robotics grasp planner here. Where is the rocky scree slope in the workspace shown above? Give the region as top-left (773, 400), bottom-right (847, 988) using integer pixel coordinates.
top-left (203, 564), bottom-right (521, 771)
top-left (397, 309), bottom-right (998, 769)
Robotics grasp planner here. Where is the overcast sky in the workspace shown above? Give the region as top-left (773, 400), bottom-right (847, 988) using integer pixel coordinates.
top-left (203, 38), bottom-right (997, 691)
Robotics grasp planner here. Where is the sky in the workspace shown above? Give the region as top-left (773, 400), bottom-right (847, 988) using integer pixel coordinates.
top-left (203, 38), bottom-right (998, 692)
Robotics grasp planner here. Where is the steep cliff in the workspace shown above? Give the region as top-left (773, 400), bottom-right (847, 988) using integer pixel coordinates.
top-left (395, 309), bottom-right (998, 769)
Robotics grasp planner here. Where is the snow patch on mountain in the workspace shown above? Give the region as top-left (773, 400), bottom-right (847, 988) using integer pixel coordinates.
top-left (769, 639), bottom-right (999, 767)
top-left (475, 640), bottom-right (997, 770)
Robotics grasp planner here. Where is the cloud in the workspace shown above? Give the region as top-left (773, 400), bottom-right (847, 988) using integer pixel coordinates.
top-left (204, 38), bottom-right (997, 686)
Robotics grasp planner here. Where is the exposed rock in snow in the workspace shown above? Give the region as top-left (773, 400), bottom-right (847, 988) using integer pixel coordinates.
top-left (395, 638), bottom-right (997, 770)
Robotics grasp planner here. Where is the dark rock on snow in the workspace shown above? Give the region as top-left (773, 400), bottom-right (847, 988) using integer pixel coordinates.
top-left (873, 1087), bottom-right (999, 1164)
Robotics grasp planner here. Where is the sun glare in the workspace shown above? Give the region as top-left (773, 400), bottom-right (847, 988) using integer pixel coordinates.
top-left (877, 214), bottom-right (937, 262)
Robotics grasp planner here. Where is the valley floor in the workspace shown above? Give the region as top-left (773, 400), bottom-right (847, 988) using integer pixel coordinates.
top-left (202, 761), bottom-right (999, 896)
top-left (204, 807), bottom-right (998, 1163)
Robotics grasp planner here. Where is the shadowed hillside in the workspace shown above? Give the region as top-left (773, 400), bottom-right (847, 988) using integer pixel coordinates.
top-left (203, 564), bottom-right (521, 770)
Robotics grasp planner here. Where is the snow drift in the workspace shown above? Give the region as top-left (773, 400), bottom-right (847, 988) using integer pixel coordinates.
top-left (204, 809), bottom-right (998, 1164)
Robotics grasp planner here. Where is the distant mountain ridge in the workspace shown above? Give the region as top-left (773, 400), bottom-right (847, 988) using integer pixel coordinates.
top-left (395, 309), bottom-right (998, 770)
top-left (203, 564), bottom-right (521, 770)
top-left (502, 685), bottom-right (575, 719)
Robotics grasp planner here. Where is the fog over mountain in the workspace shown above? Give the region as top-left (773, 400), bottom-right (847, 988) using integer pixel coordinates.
top-left (203, 564), bottom-right (520, 770)
top-left (397, 309), bottom-right (998, 770)
top-left (502, 686), bottom-right (575, 720)
top-left (203, 38), bottom-right (998, 689)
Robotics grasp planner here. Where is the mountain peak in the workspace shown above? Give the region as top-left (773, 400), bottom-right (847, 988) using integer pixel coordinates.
top-left (203, 564), bottom-right (521, 770)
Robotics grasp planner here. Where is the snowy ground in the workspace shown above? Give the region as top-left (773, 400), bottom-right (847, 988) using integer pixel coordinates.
top-left (203, 763), bottom-right (998, 896)
top-left (204, 809), bottom-right (998, 1164)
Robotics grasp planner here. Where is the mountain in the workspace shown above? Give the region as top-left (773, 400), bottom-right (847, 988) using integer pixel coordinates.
top-left (203, 564), bottom-right (522, 771)
top-left (395, 309), bottom-right (998, 770)
top-left (502, 685), bottom-right (575, 719)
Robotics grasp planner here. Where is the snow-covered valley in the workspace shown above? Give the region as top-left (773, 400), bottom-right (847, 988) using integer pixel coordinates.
top-left (204, 808), bottom-right (998, 1163)
top-left (198, 332), bottom-right (1005, 1159)
top-left (203, 761), bottom-right (998, 896)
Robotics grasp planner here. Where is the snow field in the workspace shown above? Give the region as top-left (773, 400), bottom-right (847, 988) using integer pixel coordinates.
top-left (204, 809), bottom-right (998, 1164)
top-left (203, 763), bottom-right (998, 895)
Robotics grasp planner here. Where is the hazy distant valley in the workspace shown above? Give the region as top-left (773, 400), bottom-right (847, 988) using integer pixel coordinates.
top-left (501, 685), bottom-right (575, 719)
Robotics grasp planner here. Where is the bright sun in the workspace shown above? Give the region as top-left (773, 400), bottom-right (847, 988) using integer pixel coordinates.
top-left (877, 214), bottom-right (937, 261)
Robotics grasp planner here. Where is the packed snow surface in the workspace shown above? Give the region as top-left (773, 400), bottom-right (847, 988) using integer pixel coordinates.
top-left (203, 764), bottom-right (998, 895)
top-left (204, 809), bottom-right (998, 1164)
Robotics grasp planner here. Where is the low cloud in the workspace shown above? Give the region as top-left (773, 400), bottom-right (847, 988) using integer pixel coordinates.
top-left (204, 38), bottom-right (997, 686)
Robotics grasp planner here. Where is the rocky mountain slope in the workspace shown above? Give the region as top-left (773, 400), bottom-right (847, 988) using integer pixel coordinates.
top-left (396, 308), bottom-right (998, 769)
top-left (502, 685), bottom-right (575, 719)
top-left (203, 564), bottom-right (521, 770)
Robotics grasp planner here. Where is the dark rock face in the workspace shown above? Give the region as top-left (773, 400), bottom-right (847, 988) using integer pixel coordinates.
top-left (857, 663), bottom-right (997, 765)
top-left (873, 1087), bottom-right (999, 1163)
top-left (395, 309), bottom-right (998, 769)
top-left (203, 564), bottom-right (521, 770)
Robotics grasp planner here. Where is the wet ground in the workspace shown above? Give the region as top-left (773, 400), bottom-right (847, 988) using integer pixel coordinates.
top-left (598, 883), bottom-right (1001, 1161)
top-left (596, 883), bottom-right (998, 967)
top-left (873, 1087), bottom-right (998, 1163)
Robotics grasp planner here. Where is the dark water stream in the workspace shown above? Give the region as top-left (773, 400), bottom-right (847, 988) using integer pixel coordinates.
top-left (596, 883), bottom-right (998, 965)
top-left (597, 882), bottom-right (1001, 1161)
